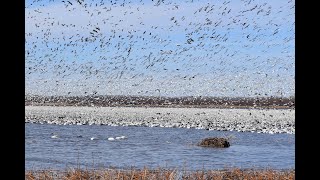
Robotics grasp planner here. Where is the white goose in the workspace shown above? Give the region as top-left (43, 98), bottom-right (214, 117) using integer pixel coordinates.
top-left (51, 133), bottom-right (58, 139)
top-left (115, 135), bottom-right (127, 140)
top-left (107, 137), bottom-right (115, 141)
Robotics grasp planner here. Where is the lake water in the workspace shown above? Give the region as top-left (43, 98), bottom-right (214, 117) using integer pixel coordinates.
top-left (25, 123), bottom-right (294, 170)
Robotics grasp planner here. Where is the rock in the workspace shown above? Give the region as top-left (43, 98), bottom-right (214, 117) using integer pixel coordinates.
top-left (198, 137), bottom-right (230, 148)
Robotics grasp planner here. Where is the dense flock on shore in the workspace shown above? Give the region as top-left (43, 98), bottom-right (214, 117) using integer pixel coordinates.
top-left (25, 95), bottom-right (295, 108)
top-left (25, 106), bottom-right (294, 134)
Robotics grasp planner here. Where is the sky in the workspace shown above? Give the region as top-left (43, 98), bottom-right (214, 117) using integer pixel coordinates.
top-left (25, 0), bottom-right (295, 97)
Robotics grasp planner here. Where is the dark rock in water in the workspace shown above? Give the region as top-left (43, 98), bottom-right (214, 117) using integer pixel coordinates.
top-left (198, 137), bottom-right (230, 148)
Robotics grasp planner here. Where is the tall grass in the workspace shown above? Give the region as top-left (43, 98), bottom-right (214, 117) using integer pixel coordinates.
top-left (25, 167), bottom-right (295, 180)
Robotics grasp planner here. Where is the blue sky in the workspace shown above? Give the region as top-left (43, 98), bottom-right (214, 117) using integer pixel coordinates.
top-left (25, 0), bottom-right (295, 97)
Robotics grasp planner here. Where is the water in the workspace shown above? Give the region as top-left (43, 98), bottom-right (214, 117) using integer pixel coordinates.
top-left (25, 123), bottom-right (295, 170)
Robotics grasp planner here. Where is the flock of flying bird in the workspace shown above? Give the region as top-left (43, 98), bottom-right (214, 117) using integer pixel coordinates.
top-left (25, 0), bottom-right (295, 98)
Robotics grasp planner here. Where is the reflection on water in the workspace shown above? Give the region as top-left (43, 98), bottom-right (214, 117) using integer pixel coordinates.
top-left (25, 123), bottom-right (294, 170)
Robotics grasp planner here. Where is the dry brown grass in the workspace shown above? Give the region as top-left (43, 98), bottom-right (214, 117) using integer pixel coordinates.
top-left (25, 167), bottom-right (295, 180)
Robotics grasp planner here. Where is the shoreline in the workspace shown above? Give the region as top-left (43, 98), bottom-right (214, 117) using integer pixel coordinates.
top-left (25, 105), bottom-right (295, 134)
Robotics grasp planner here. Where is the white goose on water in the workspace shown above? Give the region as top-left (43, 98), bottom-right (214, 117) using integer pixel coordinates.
top-left (108, 137), bottom-right (115, 141)
top-left (115, 135), bottom-right (127, 140)
top-left (51, 133), bottom-right (58, 138)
